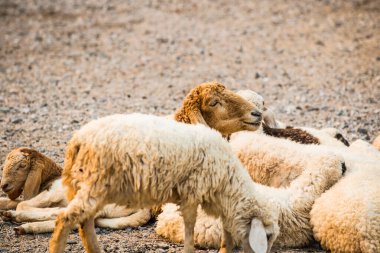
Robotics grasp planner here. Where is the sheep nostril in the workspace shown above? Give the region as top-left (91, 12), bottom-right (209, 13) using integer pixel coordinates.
top-left (251, 111), bottom-right (262, 118)
top-left (1, 183), bottom-right (9, 192)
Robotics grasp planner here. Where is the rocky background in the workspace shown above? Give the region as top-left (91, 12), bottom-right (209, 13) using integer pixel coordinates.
top-left (0, 0), bottom-right (379, 252)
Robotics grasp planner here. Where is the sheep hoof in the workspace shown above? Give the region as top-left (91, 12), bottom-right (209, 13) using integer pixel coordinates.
top-left (0, 210), bottom-right (12, 221)
top-left (14, 226), bottom-right (26, 235)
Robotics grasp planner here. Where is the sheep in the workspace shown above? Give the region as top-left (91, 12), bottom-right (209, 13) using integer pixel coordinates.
top-left (156, 131), bottom-right (346, 248)
top-left (0, 147), bottom-right (62, 203)
top-left (373, 134), bottom-right (380, 151)
top-left (310, 139), bottom-right (380, 253)
top-left (174, 82), bottom-right (263, 137)
top-left (236, 89), bottom-right (350, 147)
top-left (48, 113), bottom-right (344, 253)
top-left (0, 148), bottom-right (152, 234)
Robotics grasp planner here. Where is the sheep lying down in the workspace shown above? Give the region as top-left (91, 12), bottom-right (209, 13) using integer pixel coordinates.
top-left (0, 148), bottom-right (152, 234)
top-left (48, 113), bottom-right (344, 253)
top-left (157, 133), bottom-right (380, 253)
top-left (156, 132), bottom-right (347, 248)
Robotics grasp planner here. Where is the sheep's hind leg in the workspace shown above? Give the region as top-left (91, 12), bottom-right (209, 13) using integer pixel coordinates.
top-left (49, 189), bottom-right (101, 253)
top-left (181, 205), bottom-right (197, 253)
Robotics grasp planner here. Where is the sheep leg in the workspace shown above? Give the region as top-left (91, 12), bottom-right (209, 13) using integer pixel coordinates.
top-left (0, 197), bottom-right (20, 210)
top-left (181, 205), bottom-right (197, 253)
top-left (2, 207), bottom-right (65, 222)
top-left (49, 212), bottom-right (72, 253)
top-left (79, 216), bottom-right (101, 253)
top-left (50, 189), bottom-right (100, 253)
top-left (95, 208), bottom-right (151, 229)
top-left (17, 188), bottom-right (65, 211)
top-left (219, 229), bottom-right (233, 253)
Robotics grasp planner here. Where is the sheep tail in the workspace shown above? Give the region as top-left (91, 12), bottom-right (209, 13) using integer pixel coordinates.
top-left (62, 139), bottom-right (81, 200)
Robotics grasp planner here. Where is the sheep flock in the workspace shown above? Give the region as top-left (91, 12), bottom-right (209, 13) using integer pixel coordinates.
top-left (1, 82), bottom-right (379, 253)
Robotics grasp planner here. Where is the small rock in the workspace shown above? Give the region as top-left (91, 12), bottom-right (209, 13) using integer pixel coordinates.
top-left (255, 72), bottom-right (261, 79)
top-left (358, 128), bottom-right (368, 135)
top-left (157, 243), bottom-right (169, 249)
top-left (67, 240), bottom-right (77, 244)
top-left (316, 40), bottom-right (325, 46)
top-left (12, 118), bottom-right (23, 124)
top-left (0, 107), bottom-right (10, 113)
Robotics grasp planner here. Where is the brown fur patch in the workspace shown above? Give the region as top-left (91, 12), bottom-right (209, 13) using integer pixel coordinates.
top-left (263, 124), bottom-right (320, 145)
top-left (174, 82), bottom-right (259, 136)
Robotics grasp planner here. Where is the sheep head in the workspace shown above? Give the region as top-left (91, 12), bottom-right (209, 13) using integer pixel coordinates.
top-left (1, 148), bottom-right (34, 200)
top-left (174, 82), bottom-right (263, 136)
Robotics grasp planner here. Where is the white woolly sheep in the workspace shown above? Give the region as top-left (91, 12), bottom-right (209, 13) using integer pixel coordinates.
top-left (310, 139), bottom-right (380, 253)
top-left (50, 113), bottom-right (340, 253)
top-left (49, 113), bottom-right (290, 253)
top-left (0, 148), bottom-right (152, 234)
top-left (156, 131), bottom-right (346, 248)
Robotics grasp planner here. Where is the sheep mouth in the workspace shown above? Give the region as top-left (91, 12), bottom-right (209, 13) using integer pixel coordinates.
top-left (243, 121), bottom-right (261, 127)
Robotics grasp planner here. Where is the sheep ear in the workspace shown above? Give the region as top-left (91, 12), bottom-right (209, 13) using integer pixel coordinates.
top-left (188, 108), bottom-right (207, 125)
top-left (23, 163), bottom-right (43, 200)
top-left (248, 218), bottom-right (268, 253)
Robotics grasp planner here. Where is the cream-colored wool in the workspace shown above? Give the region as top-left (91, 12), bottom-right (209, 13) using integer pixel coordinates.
top-left (373, 134), bottom-right (380, 151)
top-left (310, 140), bottom-right (380, 253)
top-left (50, 113), bottom-right (286, 253)
top-left (156, 132), bottom-right (345, 248)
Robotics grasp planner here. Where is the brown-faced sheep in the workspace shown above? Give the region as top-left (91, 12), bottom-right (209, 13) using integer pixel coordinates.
top-left (0, 148), bottom-right (151, 234)
top-left (1, 147), bottom-right (61, 201)
top-left (174, 82), bottom-right (262, 136)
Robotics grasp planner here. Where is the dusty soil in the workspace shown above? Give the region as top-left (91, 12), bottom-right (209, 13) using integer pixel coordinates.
top-left (0, 0), bottom-right (379, 252)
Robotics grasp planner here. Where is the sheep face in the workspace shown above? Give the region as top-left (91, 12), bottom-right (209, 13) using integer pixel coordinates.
top-left (1, 149), bottom-right (31, 200)
top-left (175, 82), bottom-right (263, 136)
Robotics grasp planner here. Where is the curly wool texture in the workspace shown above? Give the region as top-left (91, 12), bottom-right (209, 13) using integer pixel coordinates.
top-left (156, 132), bottom-right (344, 248)
top-left (55, 113), bottom-right (282, 252)
top-left (310, 140), bottom-right (380, 253)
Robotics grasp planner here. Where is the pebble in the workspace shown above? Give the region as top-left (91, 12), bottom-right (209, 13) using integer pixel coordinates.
top-left (11, 118), bottom-right (23, 124)
top-left (357, 128), bottom-right (368, 135)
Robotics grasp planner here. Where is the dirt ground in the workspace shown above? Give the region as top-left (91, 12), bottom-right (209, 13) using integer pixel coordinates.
top-left (0, 0), bottom-right (379, 252)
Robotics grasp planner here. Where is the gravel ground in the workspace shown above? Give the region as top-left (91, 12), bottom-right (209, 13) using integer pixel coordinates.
top-left (0, 0), bottom-right (379, 252)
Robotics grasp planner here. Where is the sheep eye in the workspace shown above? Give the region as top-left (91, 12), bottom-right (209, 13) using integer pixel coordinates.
top-left (19, 162), bottom-right (27, 169)
top-left (209, 100), bottom-right (220, 107)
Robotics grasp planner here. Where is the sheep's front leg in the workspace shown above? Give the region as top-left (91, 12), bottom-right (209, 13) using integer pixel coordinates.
top-left (181, 205), bottom-right (197, 253)
top-left (0, 197), bottom-right (20, 210)
top-left (79, 216), bottom-right (101, 253)
top-left (219, 228), bottom-right (233, 253)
